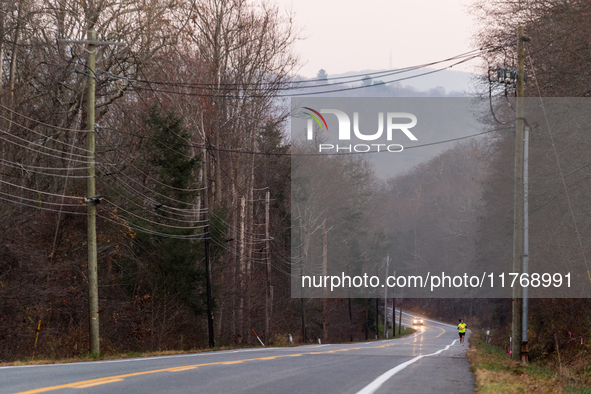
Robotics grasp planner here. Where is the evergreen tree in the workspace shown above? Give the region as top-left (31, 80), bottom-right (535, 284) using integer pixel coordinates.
top-left (129, 105), bottom-right (204, 317)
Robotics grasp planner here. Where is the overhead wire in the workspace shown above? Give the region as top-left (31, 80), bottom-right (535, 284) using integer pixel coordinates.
top-left (104, 54), bottom-right (481, 98)
top-left (98, 47), bottom-right (486, 92)
top-left (0, 195), bottom-right (86, 215)
top-left (208, 234), bottom-right (299, 277)
top-left (95, 168), bottom-right (202, 217)
top-left (0, 159), bottom-right (91, 178)
top-left (81, 41), bottom-right (519, 101)
top-left (97, 212), bottom-right (207, 240)
top-left (0, 178), bottom-right (82, 199)
top-left (0, 112), bottom-right (91, 154)
top-left (526, 47), bottom-right (591, 283)
top-left (102, 198), bottom-right (207, 230)
top-left (97, 115), bottom-right (514, 157)
top-left (0, 134), bottom-right (89, 163)
top-left (209, 210), bottom-right (271, 243)
top-left (95, 160), bottom-right (201, 208)
top-left (0, 159), bottom-right (91, 171)
top-left (0, 190), bottom-right (82, 207)
top-left (95, 129), bottom-right (205, 192)
top-left (95, 176), bottom-right (206, 224)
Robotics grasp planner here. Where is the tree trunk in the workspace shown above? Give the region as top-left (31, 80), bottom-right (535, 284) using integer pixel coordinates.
top-left (8, 0), bottom-right (23, 110)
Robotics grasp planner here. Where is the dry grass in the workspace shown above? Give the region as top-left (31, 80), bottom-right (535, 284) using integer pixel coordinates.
top-left (0, 345), bottom-right (258, 367)
top-left (467, 333), bottom-right (591, 393)
top-left (471, 365), bottom-right (564, 393)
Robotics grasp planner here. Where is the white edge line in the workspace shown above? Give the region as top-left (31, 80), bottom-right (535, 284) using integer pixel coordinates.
top-left (355, 339), bottom-right (458, 394)
top-left (0, 348), bottom-right (287, 370)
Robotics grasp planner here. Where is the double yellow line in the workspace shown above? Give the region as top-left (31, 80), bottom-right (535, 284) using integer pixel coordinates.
top-left (15, 331), bottom-right (436, 394)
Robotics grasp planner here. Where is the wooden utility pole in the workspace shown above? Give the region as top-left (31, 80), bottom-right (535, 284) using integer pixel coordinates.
top-left (391, 268), bottom-right (395, 338)
top-left (522, 125), bottom-right (530, 364)
top-left (202, 146), bottom-right (215, 348)
top-left (398, 305), bottom-right (402, 335)
top-left (299, 222), bottom-right (307, 343)
top-left (265, 188), bottom-right (272, 346)
top-left (239, 195), bottom-right (246, 343)
top-left (86, 29), bottom-right (99, 356)
top-left (383, 255), bottom-right (389, 338)
top-left (375, 266), bottom-right (379, 339)
top-left (392, 296), bottom-right (395, 337)
top-left (365, 298), bottom-right (369, 340)
top-left (322, 220), bottom-right (328, 342)
top-left (512, 25), bottom-right (525, 361)
top-left (60, 29), bottom-right (124, 356)
top-left (347, 262), bottom-right (353, 342)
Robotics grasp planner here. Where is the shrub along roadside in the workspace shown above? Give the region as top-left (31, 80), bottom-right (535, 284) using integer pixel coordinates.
top-left (467, 332), bottom-right (591, 393)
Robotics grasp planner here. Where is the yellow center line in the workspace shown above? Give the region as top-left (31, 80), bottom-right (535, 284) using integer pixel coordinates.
top-left (435, 327), bottom-right (446, 338)
top-left (14, 332), bottom-right (435, 394)
top-left (168, 366), bottom-right (198, 372)
top-left (71, 378), bottom-right (124, 389)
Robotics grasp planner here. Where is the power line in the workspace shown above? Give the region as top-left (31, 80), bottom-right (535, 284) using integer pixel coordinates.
top-left (0, 103), bottom-right (89, 133)
top-left (0, 159), bottom-right (91, 171)
top-left (0, 113), bottom-right (90, 155)
top-left (95, 131), bottom-right (205, 192)
top-left (209, 211), bottom-right (268, 243)
top-left (0, 195), bottom-right (85, 215)
top-left (97, 48), bottom-right (486, 92)
top-left (97, 213), bottom-right (208, 240)
top-left (96, 168), bottom-right (202, 219)
top-left (102, 199), bottom-right (207, 230)
top-left (95, 177), bottom-right (206, 224)
top-left (103, 54), bottom-right (481, 98)
top-left (0, 134), bottom-right (89, 163)
top-left (0, 178), bottom-right (82, 199)
top-left (0, 128), bottom-right (87, 159)
top-left (526, 48), bottom-right (591, 281)
top-left (403, 126), bottom-right (513, 150)
top-left (0, 190), bottom-right (82, 207)
top-left (78, 42), bottom-right (519, 102)
top-left (99, 120), bottom-right (512, 157)
top-left (97, 170), bottom-right (205, 220)
top-left (0, 160), bottom-right (92, 178)
top-left (95, 161), bottom-right (201, 208)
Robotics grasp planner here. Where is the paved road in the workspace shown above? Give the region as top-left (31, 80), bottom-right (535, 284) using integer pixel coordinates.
top-left (0, 312), bottom-right (474, 394)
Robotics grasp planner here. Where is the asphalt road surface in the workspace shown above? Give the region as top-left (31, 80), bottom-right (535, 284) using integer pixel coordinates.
top-left (0, 312), bottom-right (474, 394)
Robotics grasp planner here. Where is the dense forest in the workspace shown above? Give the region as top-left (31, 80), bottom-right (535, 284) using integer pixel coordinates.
top-left (0, 1), bottom-right (590, 382)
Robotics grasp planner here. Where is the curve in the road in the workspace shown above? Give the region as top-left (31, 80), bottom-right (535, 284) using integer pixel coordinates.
top-left (14, 334), bottom-right (427, 394)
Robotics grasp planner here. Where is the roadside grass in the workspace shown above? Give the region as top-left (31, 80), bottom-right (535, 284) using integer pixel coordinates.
top-left (0, 345), bottom-right (253, 367)
top-left (376, 322), bottom-right (415, 339)
top-left (467, 332), bottom-right (591, 393)
top-left (0, 326), bottom-right (416, 367)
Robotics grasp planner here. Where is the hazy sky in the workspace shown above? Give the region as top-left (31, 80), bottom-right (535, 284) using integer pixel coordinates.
top-left (274, 0), bottom-right (479, 79)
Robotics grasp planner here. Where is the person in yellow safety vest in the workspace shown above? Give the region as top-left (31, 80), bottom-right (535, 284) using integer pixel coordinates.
top-left (458, 319), bottom-right (467, 346)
